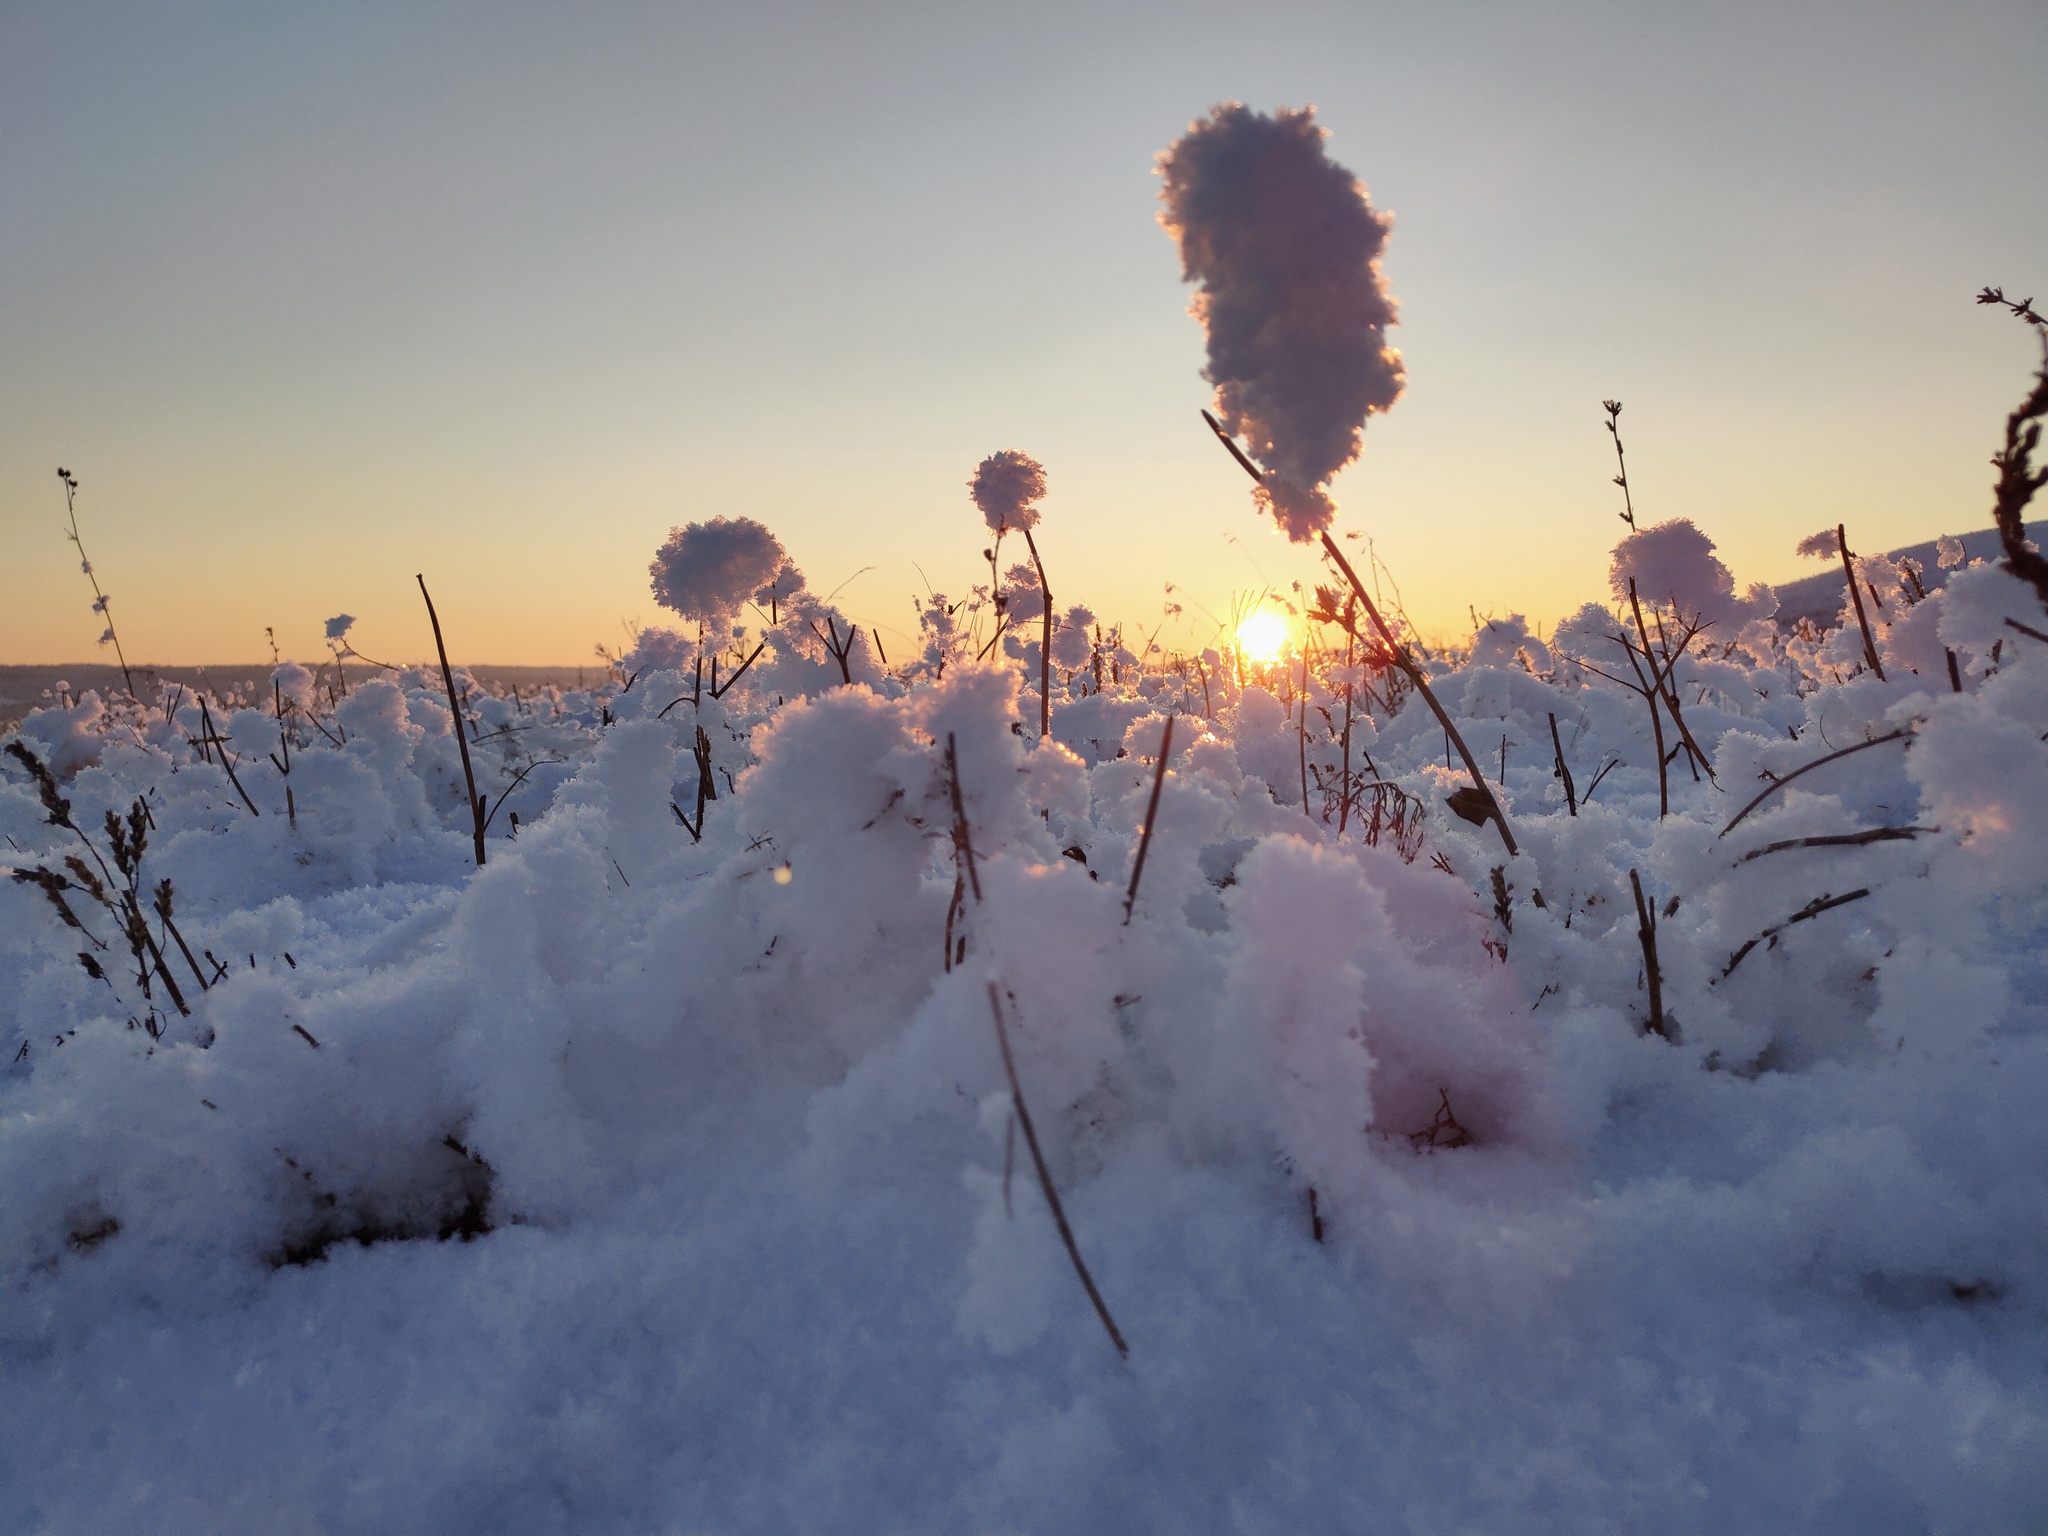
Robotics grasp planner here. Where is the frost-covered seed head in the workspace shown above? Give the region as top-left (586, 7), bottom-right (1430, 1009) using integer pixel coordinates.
top-left (1609, 518), bottom-right (1771, 630)
top-left (970, 451), bottom-right (1047, 535)
top-left (1158, 102), bottom-right (1404, 542)
top-left (650, 518), bottom-right (790, 624)
top-left (325, 614), bottom-right (356, 641)
top-left (1795, 530), bottom-right (1839, 560)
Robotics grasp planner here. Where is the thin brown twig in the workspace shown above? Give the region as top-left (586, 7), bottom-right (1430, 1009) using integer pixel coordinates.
top-left (1718, 888), bottom-right (1872, 979)
top-left (1548, 712), bottom-right (1577, 816)
top-left (1718, 728), bottom-right (1913, 838)
top-left (945, 732), bottom-right (982, 904)
top-left (1836, 525), bottom-right (1887, 680)
top-left (417, 575), bottom-right (486, 867)
top-left (1628, 582), bottom-right (1714, 782)
top-left (709, 641), bottom-right (768, 699)
top-left (197, 698), bottom-right (260, 817)
top-left (1123, 717), bottom-right (1174, 926)
top-left (1628, 869), bottom-right (1672, 1040)
top-left (986, 982), bottom-right (1129, 1358)
top-left (1733, 826), bottom-right (1933, 864)
top-left (1023, 527), bottom-right (1053, 742)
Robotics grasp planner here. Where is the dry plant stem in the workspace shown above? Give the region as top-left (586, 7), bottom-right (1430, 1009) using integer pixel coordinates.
top-left (1123, 717), bottom-right (1174, 926)
top-left (1719, 888), bottom-right (1872, 978)
top-left (1315, 531), bottom-right (1519, 855)
top-left (809, 617), bottom-right (859, 684)
top-left (416, 575), bottom-right (486, 867)
top-left (986, 982), bottom-right (1130, 1359)
top-left (1978, 285), bottom-right (2048, 328)
top-left (155, 893), bottom-right (212, 993)
top-left (1981, 319), bottom-right (2048, 610)
top-left (1719, 727), bottom-right (1913, 838)
top-left (710, 641), bottom-right (768, 700)
top-left (133, 902), bottom-right (189, 1015)
top-left (1582, 755), bottom-right (1621, 804)
top-left (1022, 527), bottom-right (1053, 741)
top-left (57, 470), bottom-right (142, 710)
top-left (1628, 869), bottom-right (1671, 1040)
top-left (1337, 604), bottom-right (1357, 833)
top-left (1628, 583), bottom-right (1712, 782)
top-left (1734, 826), bottom-right (1931, 864)
top-left (1617, 636), bottom-right (1671, 818)
top-left (2006, 617), bottom-right (2048, 644)
top-left (1338, 684), bottom-right (1354, 833)
top-left (945, 733), bottom-right (983, 903)
top-left (1548, 712), bottom-right (1578, 815)
top-left (671, 725), bottom-right (716, 842)
top-left (197, 698), bottom-right (260, 817)
top-left (1297, 643), bottom-right (1312, 818)
top-left (1836, 526), bottom-right (1888, 680)
top-left (1603, 401), bottom-right (1636, 530)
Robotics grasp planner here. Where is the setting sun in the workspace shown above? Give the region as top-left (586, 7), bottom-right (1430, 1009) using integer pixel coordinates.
top-left (1235, 609), bottom-right (1290, 663)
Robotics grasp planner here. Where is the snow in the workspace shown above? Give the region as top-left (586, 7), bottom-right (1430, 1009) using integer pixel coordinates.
top-left (971, 450), bottom-right (1048, 536)
top-left (1157, 103), bottom-right (1403, 542)
top-left (648, 517), bottom-right (790, 625)
top-left (6, 517), bottom-right (2047, 1534)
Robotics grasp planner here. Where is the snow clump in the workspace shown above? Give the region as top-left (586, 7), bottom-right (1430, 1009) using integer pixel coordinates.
top-left (969, 449), bottom-right (1046, 535)
top-left (1157, 102), bottom-right (1404, 542)
top-left (649, 516), bottom-right (789, 624)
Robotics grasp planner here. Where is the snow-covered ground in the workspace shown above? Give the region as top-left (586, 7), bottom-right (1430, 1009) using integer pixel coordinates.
top-left (5, 509), bottom-right (2046, 1533)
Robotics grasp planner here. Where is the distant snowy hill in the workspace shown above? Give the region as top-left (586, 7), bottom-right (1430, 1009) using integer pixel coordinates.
top-left (1769, 521), bottom-right (2045, 628)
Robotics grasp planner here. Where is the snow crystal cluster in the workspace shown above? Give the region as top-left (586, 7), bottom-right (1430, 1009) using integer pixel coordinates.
top-left (1158, 103), bottom-right (1404, 541)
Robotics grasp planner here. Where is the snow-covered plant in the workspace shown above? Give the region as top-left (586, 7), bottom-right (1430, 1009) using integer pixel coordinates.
top-left (1157, 103), bottom-right (1403, 542)
top-left (1608, 518), bottom-right (1772, 632)
top-left (649, 516), bottom-right (789, 626)
top-left (968, 450), bottom-right (1045, 537)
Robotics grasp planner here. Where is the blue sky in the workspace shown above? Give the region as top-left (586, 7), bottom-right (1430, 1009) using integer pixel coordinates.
top-left (4, 0), bottom-right (2044, 664)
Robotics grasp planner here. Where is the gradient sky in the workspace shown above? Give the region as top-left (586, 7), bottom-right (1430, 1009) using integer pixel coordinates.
top-left (4, 0), bottom-right (2045, 667)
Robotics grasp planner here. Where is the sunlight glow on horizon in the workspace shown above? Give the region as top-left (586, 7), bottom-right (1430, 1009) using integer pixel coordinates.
top-left (1235, 608), bottom-right (1290, 664)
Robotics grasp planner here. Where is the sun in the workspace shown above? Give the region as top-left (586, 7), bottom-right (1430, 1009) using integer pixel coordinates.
top-left (1235, 609), bottom-right (1290, 664)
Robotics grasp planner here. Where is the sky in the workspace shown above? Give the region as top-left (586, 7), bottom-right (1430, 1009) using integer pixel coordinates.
top-left (3, 0), bottom-right (2045, 666)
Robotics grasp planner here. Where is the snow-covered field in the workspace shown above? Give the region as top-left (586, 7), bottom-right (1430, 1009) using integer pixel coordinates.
top-left (6, 510), bottom-right (2046, 1533)
top-left (6, 102), bottom-right (2046, 1534)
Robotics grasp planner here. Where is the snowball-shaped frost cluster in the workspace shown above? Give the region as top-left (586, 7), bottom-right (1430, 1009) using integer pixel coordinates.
top-left (1050, 605), bottom-right (1094, 668)
top-left (1467, 615), bottom-right (1550, 673)
top-left (1159, 101), bottom-right (1404, 543)
top-left (649, 517), bottom-right (789, 624)
top-left (625, 626), bottom-right (696, 673)
top-left (1795, 529), bottom-right (1839, 560)
top-left (1610, 518), bottom-right (1772, 630)
top-left (970, 450), bottom-right (1046, 535)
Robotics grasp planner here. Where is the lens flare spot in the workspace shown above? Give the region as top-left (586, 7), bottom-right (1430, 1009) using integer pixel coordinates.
top-left (772, 865), bottom-right (793, 885)
top-left (1235, 610), bottom-right (1290, 663)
